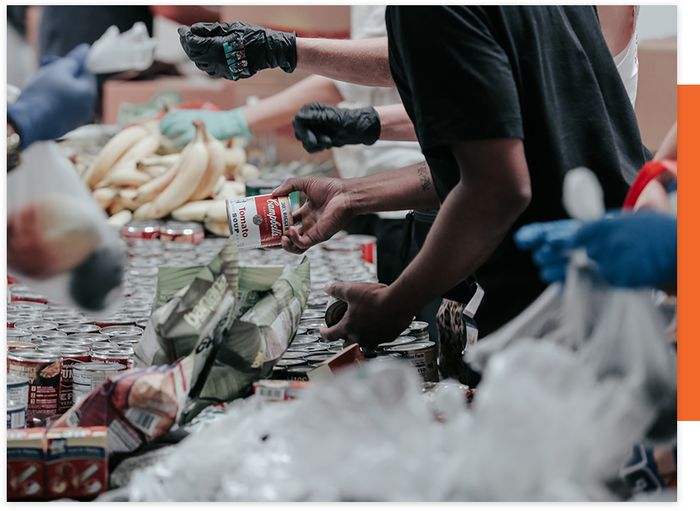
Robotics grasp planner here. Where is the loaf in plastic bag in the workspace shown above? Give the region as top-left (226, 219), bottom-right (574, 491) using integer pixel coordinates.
top-left (7, 141), bottom-right (126, 313)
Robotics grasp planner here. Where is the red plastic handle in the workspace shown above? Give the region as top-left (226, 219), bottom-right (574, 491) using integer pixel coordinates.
top-left (623, 159), bottom-right (677, 209)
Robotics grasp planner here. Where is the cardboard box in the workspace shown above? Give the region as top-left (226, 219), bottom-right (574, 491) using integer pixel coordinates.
top-left (635, 37), bottom-right (677, 153)
top-left (219, 5), bottom-right (350, 39)
top-left (7, 428), bottom-right (46, 500)
top-left (45, 427), bottom-right (109, 499)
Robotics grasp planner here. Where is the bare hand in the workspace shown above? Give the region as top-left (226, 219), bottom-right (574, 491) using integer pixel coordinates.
top-left (7, 205), bottom-right (63, 278)
top-left (320, 281), bottom-right (414, 348)
top-left (273, 176), bottom-right (356, 253)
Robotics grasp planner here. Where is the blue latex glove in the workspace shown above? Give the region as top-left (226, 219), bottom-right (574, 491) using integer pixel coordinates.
top-left (516, 211), bottom-right (677, 289)
top-left (160, 107), bottom-right (251, 147)
top-left (514, 219), bottom-right (581, 283)
top-left (7, 44), bottom-right (97, 149)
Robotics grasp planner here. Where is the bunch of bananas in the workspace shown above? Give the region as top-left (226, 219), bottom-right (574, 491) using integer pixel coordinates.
top-left (83, 120), bottom-right (261, 236)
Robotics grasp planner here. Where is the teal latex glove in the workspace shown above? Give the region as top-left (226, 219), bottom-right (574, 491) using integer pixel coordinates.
top-left (159, 107), bottom-right (251, 147)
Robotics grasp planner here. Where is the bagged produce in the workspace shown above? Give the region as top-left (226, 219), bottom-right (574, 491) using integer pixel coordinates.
top-left (135, 239), bottom-right (311, 421)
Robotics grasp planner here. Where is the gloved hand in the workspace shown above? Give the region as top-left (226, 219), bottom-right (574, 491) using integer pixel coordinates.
top-left (160, 107), bottom-right (251, 147)
top-left (293, 103), bottom-right (381, 153)
top-left (514, 219), bottom-right (581, 283)
top-left (516, 211), bottom-right (677, 289)
top-left (7, 44), bottom-right (97, 149)
top-left (178, 22), bottom-right (296, 81)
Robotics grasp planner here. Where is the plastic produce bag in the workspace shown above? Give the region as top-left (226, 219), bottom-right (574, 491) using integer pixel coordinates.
top-left (86, 22), bottom-right (157, 75)
top-left (105, 343), bottom-right (670, 502)
top-left (7, 141), bottom-right (126, 313)
top-left (470, 257), bottom-right (677, 444)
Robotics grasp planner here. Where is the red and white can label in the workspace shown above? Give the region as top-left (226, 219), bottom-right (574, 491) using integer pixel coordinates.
top-left (226, 194), bottom-right (292, 249)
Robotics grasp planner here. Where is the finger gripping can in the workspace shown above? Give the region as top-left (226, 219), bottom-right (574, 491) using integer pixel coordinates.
top-left (225, 194), bottom-right (292, 249)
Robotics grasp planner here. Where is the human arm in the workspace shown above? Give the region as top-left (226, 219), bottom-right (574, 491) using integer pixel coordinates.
top-left (654, 122), bottom-right (677, 161)
top-left (321, 139), bottom-right (532, 343)
top-left (150, 5), bottom-right (219, 25)
top-left (598, 5), bottom-right (637, 57)
top-left (178, 21), bottom-right (393, 86)
top-left (160, 75), bottom-right (342, 146)
top-left (273, 161), bottom-right (439, 253)
top-left (291, 102), bottom-right (417, 152)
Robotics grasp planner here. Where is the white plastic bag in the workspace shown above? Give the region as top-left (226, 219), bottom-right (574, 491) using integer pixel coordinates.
top-left (7, 141), bottom-right (126, 313)
top-left (470, 258), bottom-right (677, 444)
top-left (86, 22), bottom-right (157, 75)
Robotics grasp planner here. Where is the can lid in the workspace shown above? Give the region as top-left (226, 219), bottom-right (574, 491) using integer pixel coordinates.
top-left (378, 336), bottom-right (418, 349)
top-left (385, 341), bottom-right (436, 353)
top-left (8, 349), bottom-right (60, 362)
top-left (73, 361), bottom-right (127, 371)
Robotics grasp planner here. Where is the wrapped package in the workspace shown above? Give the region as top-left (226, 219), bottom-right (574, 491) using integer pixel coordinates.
top-left (135, 246), bottom-right (310, 421)
top-left (52, 240), bottom-right (239, 454)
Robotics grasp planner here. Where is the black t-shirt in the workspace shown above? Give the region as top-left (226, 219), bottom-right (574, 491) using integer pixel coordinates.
top-left (386, 6), bottom-right (649, 335)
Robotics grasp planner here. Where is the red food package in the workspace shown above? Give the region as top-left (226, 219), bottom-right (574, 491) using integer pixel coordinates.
top-left (45, 427), bottom-right (108, 499)
top-left (7, 428), bottom-right (45, 500)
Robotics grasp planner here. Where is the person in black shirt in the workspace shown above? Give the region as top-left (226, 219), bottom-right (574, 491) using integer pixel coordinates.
top-left (177, 6), bottom-right (648, 349)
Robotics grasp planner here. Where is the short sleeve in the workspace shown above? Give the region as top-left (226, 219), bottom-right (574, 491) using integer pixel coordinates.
top-left (387, 7), bottom-right (523, 156)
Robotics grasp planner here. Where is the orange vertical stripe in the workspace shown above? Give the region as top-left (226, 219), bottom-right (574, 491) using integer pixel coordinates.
top-left (678, 85), bottom-right (699, 420)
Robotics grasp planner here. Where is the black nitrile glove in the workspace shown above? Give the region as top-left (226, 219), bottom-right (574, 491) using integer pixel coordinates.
top-left (178, 22), bottom-right (296, 81)
top-left (292, 103), bottom-right (381, 153)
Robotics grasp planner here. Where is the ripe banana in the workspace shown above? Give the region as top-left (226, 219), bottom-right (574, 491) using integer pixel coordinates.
top-left (223, 146), bottom-right (246, 179)
top-left (212, 175), bottom-right (227, 196)
top-left (215, 180), bottom-right (246, 200)
top-left (171, 200), bottom-right (212, 222)
top-left (92, 188), bottom-right (118, 210)
top-left (108, 196), bottom-right (126, 216)
top-left (138, 163), bottom-right (169, 178)
top-left (140, 153), bottom-right (181, 168)
top-left (119, 189), bottom-right (141, 210)
top-left (112, 135), bottom-right (159, 169)
top-left (236, 163), bottom-right (260, 182)
top-left (97, 165), bottom-right (152, 188)
top-left (149, 121), bottom-right (209, 219)
top-left (133, 202), bottom-right (156, 220)
top-left (83, 124), bottom-right (148, 188)
top-left (190, 130), bottom-right (225, 200)
top-left (204, 219), bottom-right (230, 237)
top-left (132, 165), bottom-right (178, 206)
top-left (107, 209), bottom-right (133, 227)
top-left (205, 200), bottom-right (227, 223)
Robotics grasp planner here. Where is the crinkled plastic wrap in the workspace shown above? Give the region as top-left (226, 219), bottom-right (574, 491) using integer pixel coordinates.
top-left (53, 240), bottom-right (239, 454)
top-left (136, 251), bottom-right (310, 421)
top-left (7, 141), bottom-right (126, 313)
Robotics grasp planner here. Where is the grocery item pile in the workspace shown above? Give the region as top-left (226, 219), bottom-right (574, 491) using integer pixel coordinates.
top-left (77, 117), bottom-right (254, 236)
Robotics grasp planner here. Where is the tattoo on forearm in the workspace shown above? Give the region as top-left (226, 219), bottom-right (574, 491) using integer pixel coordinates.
top-left (417, 163), bottom-right (432, 192)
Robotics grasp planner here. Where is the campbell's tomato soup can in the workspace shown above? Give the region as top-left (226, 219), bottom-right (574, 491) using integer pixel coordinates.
top-left (8, 350), bottom-right (62, 426)
top-left (13, 320), bottom-right (58, 334)
top-left (346, 234), bottom-right (377, 265)
top-left (8, 341), bottom-right (37, 351)
top-left (68, 333), bottom-right (110, 344)
top-left (225, 194), bottom-right (292, 249)
top-left (99, 325), bottom-right (143, 338)
top-left (7, 328), bottom-right (33, 344)
top-left (58, 323), bottom-right (100, 335)
top-left (31, 330), bottom-right (69, 343)
top-left (120, 220), bottom-right (161, 243)
top-left (160, 221), bottom-right (205, 244)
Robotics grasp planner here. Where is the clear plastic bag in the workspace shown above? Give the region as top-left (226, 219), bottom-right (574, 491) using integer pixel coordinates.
top-left (86, 22), bottom-right (157, 75)
top-left (7, 141), bottom-right (126, 313)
